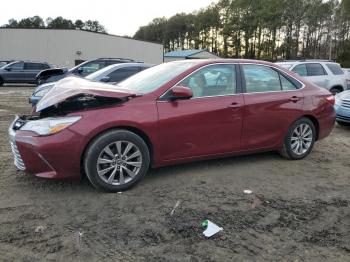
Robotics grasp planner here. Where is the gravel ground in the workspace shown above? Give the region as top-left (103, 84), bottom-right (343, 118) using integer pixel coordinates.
top-left (0, 86), bottom-right (349, 261)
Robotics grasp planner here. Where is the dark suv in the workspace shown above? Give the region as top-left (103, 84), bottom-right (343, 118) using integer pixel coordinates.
top-left (0, 61), bottom-right (53, 86)
top-left (36, 58), bottom-right (136, 85)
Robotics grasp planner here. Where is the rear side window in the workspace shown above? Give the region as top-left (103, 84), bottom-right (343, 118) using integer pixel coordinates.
top-left (306, 63), bottom-right (326, 76)
top-left (326, 63), bottom-right (344, 75)
top-left (242, 64), bottom-right (281, 93)
top-left (25, 63), bottom-right (48, 70)
top-left (107, 67), bottom-right (140, 83)
top-left (292, 64), bottom-right (307, 76)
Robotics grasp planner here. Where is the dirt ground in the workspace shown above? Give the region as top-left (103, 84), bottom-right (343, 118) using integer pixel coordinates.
top-left (0, 85), bottom-right (349, 261)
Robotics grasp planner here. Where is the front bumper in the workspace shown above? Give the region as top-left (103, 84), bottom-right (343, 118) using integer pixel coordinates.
top-left (9, 117), bottom-right (26, 170)
top-left (334, 104), bottom-right (350, 123)
top-left (8, 116), bottom-right (84, 180)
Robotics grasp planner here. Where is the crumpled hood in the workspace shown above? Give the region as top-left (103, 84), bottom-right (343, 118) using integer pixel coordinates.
top-left (36, 76), bottom-right (137, 112)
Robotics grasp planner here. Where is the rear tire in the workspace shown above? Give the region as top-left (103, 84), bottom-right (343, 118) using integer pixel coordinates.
top-left (84, 130), bottom-right (150, 192)
top-left (279, 117), bottom-right (316, 160)
top-left (330, 87), bottom-right (342, 95)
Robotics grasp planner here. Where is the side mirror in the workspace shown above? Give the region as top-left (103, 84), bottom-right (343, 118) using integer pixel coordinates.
top-left (100, 76), bottom-right (110, 82)
top-left (5, 67), bottom-right (11, 71)
top-left (77, 67), bottom-right (84, 74)
top-left (170, 86), bottom-right (193, 101)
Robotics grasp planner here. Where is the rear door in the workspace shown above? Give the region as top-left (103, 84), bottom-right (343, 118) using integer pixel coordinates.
top-left (241, 63), bottom-right (304, 150)
top-left (24, 63), bottom-right (48, 83)
top-left (157, 64), bottom-right (244, 161)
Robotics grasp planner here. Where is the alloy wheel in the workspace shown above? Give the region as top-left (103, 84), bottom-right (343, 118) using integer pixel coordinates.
top-left (96, 141), bottom-right (142, 185)
top-left (290, 123), bottom-right (313, 156)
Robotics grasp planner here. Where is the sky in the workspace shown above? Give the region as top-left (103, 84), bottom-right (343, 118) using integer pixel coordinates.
top-left (0, 0), bottom-right (216, 36)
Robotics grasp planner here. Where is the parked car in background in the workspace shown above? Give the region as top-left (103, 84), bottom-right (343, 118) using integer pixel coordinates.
top-left (0, 61), bottom-right (53, 86)
top-left (342, 68), bottom-right (350, 90)
top-left (0, 60), bottom-right (14, 68)
top-left (275, 60), bottom-right (347, 94)
top-left (334, 90), bottom-right (350, 125)
top-left (36, 58), bottom-right (136, 85)
top-left (29, 63), bottom-right (153, 106)
top-left (9, 59), bottom-right (335, 192)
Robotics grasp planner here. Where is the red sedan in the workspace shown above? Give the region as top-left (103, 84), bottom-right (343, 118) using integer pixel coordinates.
top-left (9, 59), bottom-right (335, 192)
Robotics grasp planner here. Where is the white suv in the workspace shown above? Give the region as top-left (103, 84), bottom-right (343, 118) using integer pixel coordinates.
top-left (275, 60), bottom-right (348, 94)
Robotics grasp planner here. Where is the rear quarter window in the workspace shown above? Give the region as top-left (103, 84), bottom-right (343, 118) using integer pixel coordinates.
top-left (326, 63), bottom-right (344, 75)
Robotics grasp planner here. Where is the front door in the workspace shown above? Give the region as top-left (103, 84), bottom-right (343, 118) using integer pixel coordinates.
top-left (157, 64), bottom-right (244, 161)
top-left (3, 62), bottom-right (25, 83)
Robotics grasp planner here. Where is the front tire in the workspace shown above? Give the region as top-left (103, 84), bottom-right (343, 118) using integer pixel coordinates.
top-left (84, 130), bottom-right (150, 192)
top-left (0, 77), bottom-right (3, 86)
top-left (279, 118), bottom-right (316, 160)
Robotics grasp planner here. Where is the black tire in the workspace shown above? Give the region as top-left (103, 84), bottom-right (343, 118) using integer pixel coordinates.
top-left (84, 129), bottom-right (150, 192)
top-left (0, 77), bottom-right (3, 86)
top-left (330, 87), bottom-right (342, 95)
top-left (279, 117), bottom-right (316, 160)
top-left (337, 120), bottom-right (350, 126)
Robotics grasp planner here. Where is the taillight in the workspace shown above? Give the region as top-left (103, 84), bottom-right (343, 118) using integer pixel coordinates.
top-left (326, 95), bottom-right (335, 105)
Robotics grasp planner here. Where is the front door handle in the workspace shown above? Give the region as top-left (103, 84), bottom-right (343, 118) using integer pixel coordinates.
top-left (290, 96), bottom-right (301, 103)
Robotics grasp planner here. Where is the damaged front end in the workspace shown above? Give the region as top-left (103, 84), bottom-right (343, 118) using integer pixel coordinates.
top-left (34, 76), bottom-right (138, 118)
top-left (9, 77), bottom-right (139, 171)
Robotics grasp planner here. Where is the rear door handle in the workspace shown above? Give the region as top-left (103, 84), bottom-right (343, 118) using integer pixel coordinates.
top-left (290, 96), bottom-right (301, 103)
top-left (227, 102), bottom-right (242, 108)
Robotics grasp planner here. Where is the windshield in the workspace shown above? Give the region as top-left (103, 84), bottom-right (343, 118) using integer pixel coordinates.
top-left (117, 61), bottom-right (200, 94)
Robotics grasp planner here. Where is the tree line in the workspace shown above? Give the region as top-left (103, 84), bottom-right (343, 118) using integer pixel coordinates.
top-left (2, 16), bottom-right (107, 33)
top-left (134, 0), bottom-right (350, 66)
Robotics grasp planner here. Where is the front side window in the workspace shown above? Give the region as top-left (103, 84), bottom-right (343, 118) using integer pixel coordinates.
top-left (107, 67), bottom-right (140, 82)
top-left (306, 63), bottom-right (326, 76)
top-left (178, 64), bottom-right (236, 98)
top-left (292, 64), bottom-right (307, 76)
top-left (7, 62), bottom-right (24, 70)
top-left (243, 64), bottom-right (281, 93)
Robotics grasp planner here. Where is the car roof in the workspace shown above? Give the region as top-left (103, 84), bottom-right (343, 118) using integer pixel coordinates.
top-left (276, 60), bottom-right (339, 65)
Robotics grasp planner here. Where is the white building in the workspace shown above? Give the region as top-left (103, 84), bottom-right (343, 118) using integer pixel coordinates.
top-left (0, 28), bottom-right (164, 67)
top-left (164, 49), bottom-right (220, 62)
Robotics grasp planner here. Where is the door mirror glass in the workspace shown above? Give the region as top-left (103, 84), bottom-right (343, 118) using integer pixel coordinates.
top-left (170, 86), bottom-right (193, 100)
